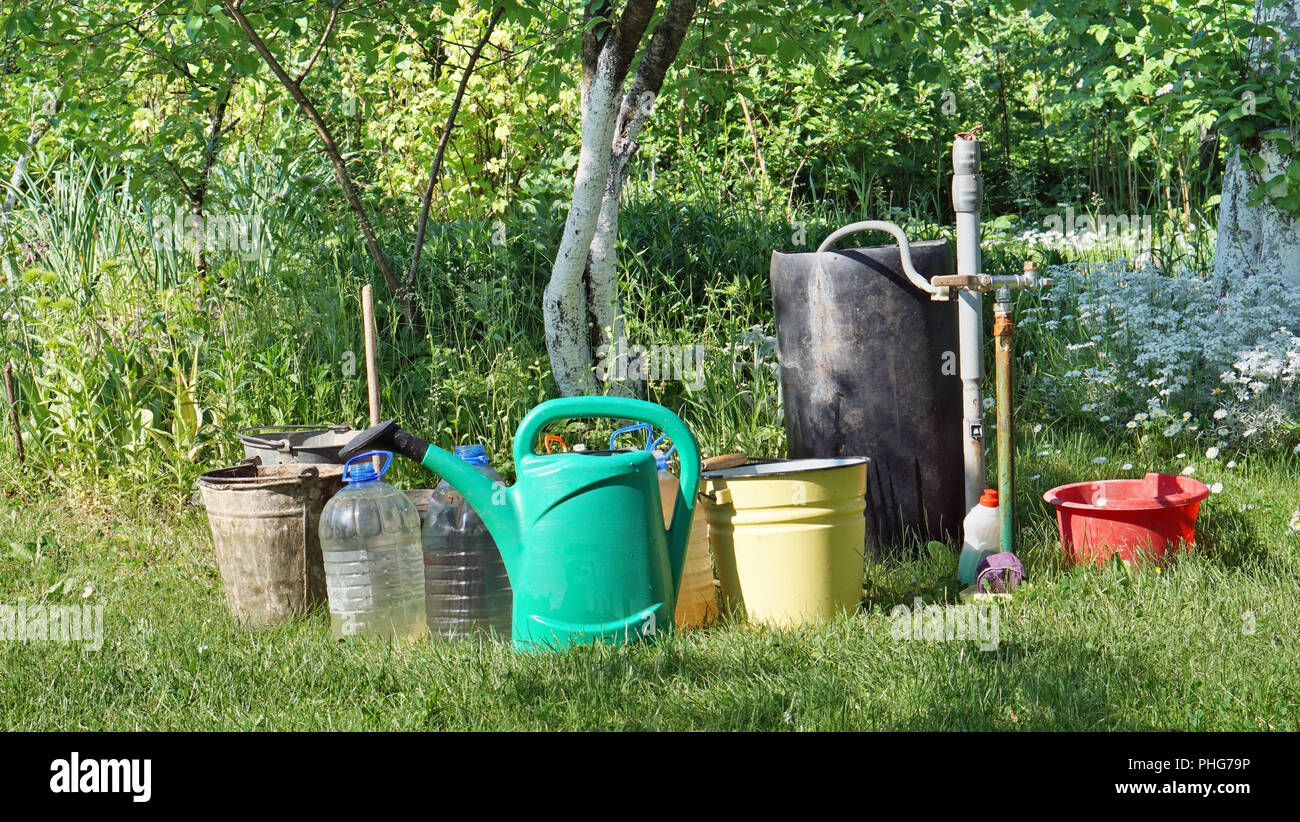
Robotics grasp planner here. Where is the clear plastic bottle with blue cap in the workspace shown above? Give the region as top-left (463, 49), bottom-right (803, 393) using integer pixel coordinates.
top-left (319, 450), bottom-right (427, 643)
top-left (421, 444), bottom-right (513, 640)
top-left (610, 424), bottom-right (678, 527)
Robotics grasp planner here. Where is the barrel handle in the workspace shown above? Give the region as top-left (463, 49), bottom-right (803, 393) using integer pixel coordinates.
top-left (816, 220), bottom-right (949, 300)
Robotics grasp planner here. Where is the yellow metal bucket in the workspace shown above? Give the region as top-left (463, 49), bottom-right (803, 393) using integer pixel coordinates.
top-left (701, 458), bottom-right (867, 627)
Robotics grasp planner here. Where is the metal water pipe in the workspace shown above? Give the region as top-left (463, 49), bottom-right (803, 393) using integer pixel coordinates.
top-left (933, 262), bottom-right (1051, 554)
top-left (952, 138), bottom-right (985, 513)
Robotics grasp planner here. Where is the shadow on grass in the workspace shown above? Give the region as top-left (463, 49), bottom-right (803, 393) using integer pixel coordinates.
top-left (1194, 507), bottom-right (1277, 572)
top-left (912, 637), bottom-right (1169, 731)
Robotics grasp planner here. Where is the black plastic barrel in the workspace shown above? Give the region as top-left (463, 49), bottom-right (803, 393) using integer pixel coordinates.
top-left (770, 239), bottom-right (963, 556)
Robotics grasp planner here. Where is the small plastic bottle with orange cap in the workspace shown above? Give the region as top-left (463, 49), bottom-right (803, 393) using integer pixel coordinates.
top-left (958, 489), bottom-right (1001, 586)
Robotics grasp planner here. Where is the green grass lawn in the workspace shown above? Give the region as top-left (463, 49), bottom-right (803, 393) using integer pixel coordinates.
top-left (2, 431), bottom-right (1297, 731)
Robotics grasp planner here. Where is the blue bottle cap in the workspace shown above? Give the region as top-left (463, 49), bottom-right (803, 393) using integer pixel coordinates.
top-left (343, 451), bottom-right (393, 483)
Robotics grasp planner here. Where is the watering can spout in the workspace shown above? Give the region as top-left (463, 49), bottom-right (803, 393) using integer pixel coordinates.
top-left (338, 421), bottom-right (520, 556)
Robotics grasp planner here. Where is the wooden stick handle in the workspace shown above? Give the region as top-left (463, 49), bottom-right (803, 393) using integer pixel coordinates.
top-left (362, 285), bottom-right (380, 426)
top-left (361, 286), bottom-right (382, 471)
top-left (702, 452), bottom-right (747, 471)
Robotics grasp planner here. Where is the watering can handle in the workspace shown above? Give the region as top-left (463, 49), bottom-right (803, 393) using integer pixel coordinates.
top-left (543, 434), bottom-right (568, 453)
top-left (816, 220), bottom-right (949, 299)
top-left (514, 396), bottom-right (701, 576)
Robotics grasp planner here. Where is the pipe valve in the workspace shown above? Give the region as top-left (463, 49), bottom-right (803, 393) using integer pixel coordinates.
top-left (931, 261), bottom-right (1051, 294)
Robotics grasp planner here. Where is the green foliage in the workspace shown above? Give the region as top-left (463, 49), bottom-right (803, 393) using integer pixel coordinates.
top-left (1034, 0), bottom-right (1300, 217)
top-left (0, 0), bottom-right (1293, 500)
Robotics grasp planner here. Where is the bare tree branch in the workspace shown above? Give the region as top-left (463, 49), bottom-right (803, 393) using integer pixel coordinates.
top-left (407, 6), bottom-right (504, 289)
top-left (296, 0), bottom-right (342, 86)
top-left (219, 0), bottom-right (413, 319)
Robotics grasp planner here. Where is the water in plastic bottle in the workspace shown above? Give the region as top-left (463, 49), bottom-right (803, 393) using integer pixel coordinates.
top-left (958, 488), bottom-right (1001, 586)
top-left (422, 444), bottom-right (513, 641)
top-left (654, 448), bottom-right (678, 528)
top-left (319, 451), bottom-right (427, 643)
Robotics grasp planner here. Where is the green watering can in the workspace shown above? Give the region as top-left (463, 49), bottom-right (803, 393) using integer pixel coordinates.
top-left (339, 397), bottom-right (700, 651)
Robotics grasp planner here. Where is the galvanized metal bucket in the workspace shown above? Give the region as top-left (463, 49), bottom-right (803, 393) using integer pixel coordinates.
top-left (700, 457), bottom-right (867, 628)
top-left (198, 460), bottom-right (344, 627)
top-left (238, 424), bottom-right (355, 465)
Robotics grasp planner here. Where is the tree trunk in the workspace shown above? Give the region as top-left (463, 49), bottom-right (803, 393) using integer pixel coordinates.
top-left (543, 46), bottom-right (625, 396)
top-left (583, 92), bottom-right (652, 398)
top-left (1215, 144), bottom-right (1300, 283)
top-left (544, 0), bottom-right (697, 396)
top-left (1212, 0), bottom-right (1300, 286)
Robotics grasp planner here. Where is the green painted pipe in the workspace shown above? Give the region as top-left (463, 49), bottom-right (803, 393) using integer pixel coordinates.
top-left (994, 293), bottom-right (1015, 555)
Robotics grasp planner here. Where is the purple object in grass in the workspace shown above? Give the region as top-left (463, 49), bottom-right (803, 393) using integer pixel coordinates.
top-left (974, 552), bottom-right (1026, 594)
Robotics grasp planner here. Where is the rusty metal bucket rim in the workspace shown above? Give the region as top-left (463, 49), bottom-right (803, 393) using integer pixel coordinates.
top-left (198, 459), bottom-right (342, 491)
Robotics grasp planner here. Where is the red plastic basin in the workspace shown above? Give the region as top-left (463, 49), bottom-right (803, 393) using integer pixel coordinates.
top-left (1043, 473), bottom-right (1210, 566)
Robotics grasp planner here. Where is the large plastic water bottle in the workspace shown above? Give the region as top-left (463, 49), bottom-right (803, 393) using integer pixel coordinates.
top-left (319, 451), bottom-right (427, 643)
top-left (958, 489), bottom-right (1001, 586)
top-left (654, 447), bottom-right (678, 529)
top-left (422, 444), bottom-right (512, 641)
